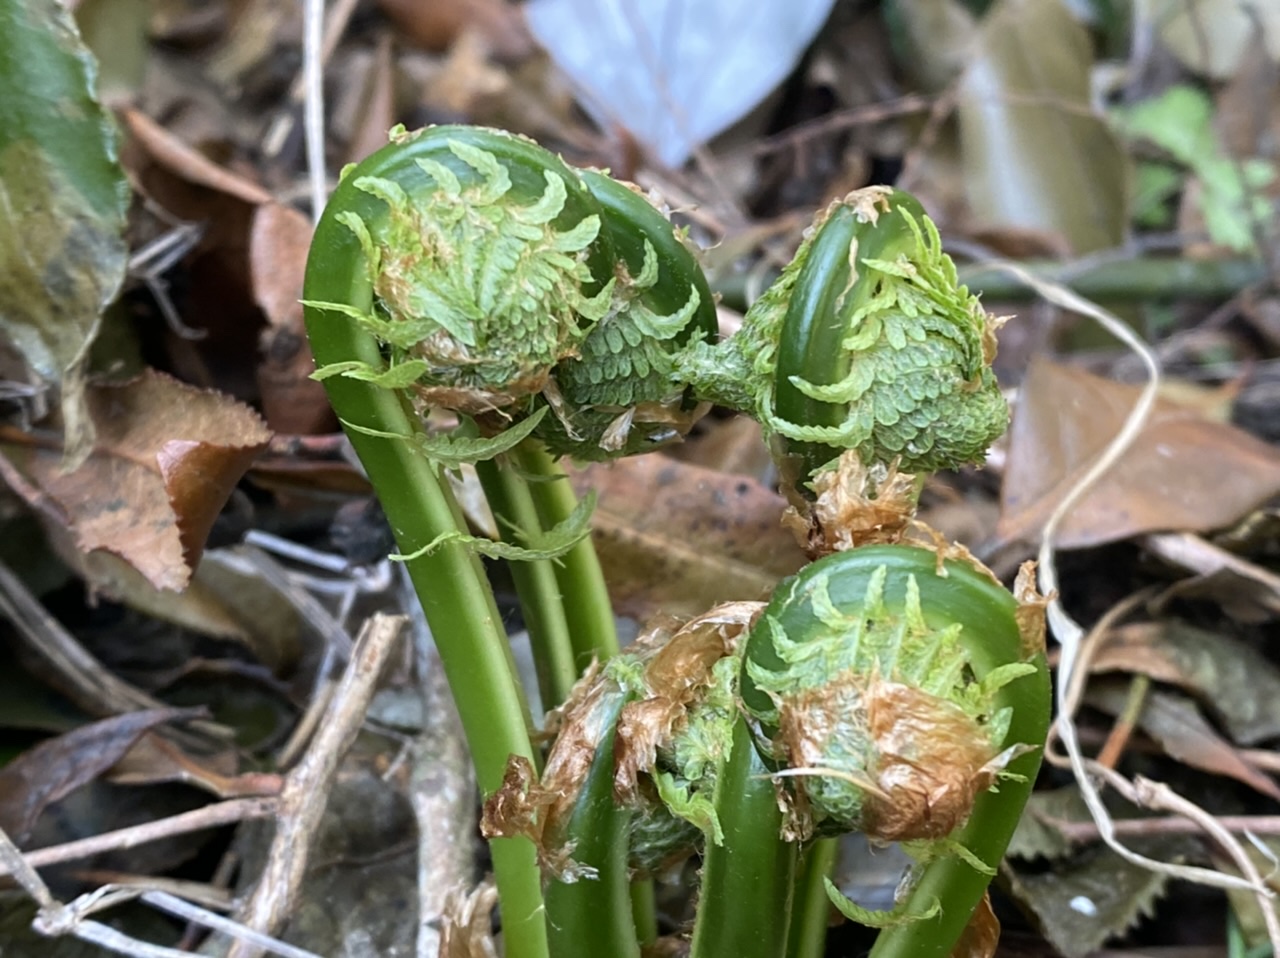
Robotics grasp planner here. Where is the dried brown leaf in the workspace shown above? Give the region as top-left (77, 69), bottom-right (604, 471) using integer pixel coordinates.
top-left (0, 707), bottom-right (196, 844)
top-left (571, 453), bottom-right (807, 620)
top-left (0, 369), bottom-right (271, 591)
top-left (999, 359), bottom-right (1280, 548)
top-left (250, 202), bottom-right (333, 434)
top-left (955, 0), bottom-right (1128, 254)
top-left (375, 0), bottom-right (530, 58)
top-left (950, 891), bottom-right (999, 958)
top-left (1091, 621), bottom-right (1280, 746)
top-left (1088, 683), bottom-right (1280, 801)
top-left (120, 106), bottom-right (273, 205)
top-left (107, 732), bottom-right (282, 799)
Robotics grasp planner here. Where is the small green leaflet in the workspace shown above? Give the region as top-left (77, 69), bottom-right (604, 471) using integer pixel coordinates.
top-left (341, 407), bottom-right (549, 467)
top-left (312, 358), bottom-right (430, 389)
top-left (392, 489), bottom-right (596, 563)
top-left (823, 878), bottom-right (940, 929)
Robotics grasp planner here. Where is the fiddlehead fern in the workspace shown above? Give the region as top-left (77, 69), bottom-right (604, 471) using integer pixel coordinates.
top-left (679, 186), bottom-right (1008, 482)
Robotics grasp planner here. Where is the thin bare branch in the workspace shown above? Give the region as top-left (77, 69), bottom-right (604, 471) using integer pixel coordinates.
top-left (0, 797), bottom-right (278, 877)
top-left (228, 613), bottom-right (407, 958)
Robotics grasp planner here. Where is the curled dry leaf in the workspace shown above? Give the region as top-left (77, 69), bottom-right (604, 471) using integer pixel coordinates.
top-left (570, 453), bottom-right (808, 620)
top-left (120, 105), bottom-right (272, 205)
top-left (0, 707), bottom-right (199, 844)
top-left (0, 369), bottom-right (270, 591)
top-left (999, 358), bottom-right (1280, 548)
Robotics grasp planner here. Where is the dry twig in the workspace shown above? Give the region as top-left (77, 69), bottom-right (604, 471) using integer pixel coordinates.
top-left (228, 612), bottom-right (407, 958)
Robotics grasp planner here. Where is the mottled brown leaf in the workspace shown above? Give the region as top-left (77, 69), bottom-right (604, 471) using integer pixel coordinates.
top-left (999, 359), bottom-right (1280, 548)
top-left (0, 707), bottom-right (196, 844)
top-left (571, 454), bottom-right (807, 620)
top-left (1091, 621), bottom-right (1280, 746)
top-left (1088, 683), bottom-right (1280, 800)
top-left (0, 369), bottom-right (270, 591)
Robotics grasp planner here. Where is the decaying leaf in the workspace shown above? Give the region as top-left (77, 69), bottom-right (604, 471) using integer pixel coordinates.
top-left (999, 359), bottom-right (1280, 548)
top-left (107, 732), bottom-right (282, 799)
top-left (0, 369), bottom-right (271, 591)
top-left (1005, 841), bottom-right (1173, 958)
top-left (0, 707), bottom-right (198, 844)
top-left (1091, 621), bottom-right (1280, 746)
top-left (1003, 789), bottom-right (1194, 958)
top-left (1087, 682), bottom-right (1280, 800)
top-left (955, 0), bottom-right (1127, 254)
top-left (0, 0), bottom-right (130, 467)
top-left (571, 453), bottom-right (807, 619)
top-left (950, 891), bottom-right (1000, 958)
top-left (250, 201), bottom-right (334, 435)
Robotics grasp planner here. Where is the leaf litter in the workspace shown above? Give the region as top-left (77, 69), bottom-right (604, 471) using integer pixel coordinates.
top-left (0, 0), bottom-right (1279, 955)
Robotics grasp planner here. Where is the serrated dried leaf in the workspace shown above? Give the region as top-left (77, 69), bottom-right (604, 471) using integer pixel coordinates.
top-left (1005, 844), bottom-right (1172, 958)
top-left (1091, 621), bottom-right (1280, 746)
top-left (1006, 787), bottom-right (1085, 861)
top-left (0, 369), bottom-right (271, 591)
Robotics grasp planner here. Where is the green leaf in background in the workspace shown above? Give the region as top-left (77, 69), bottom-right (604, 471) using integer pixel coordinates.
top-left (1112, 84), bottom-right (1277, 253)
top-left (955, 0), bottom-right (1128, 254)
top-left (0, 0), bottom-right (130, 466)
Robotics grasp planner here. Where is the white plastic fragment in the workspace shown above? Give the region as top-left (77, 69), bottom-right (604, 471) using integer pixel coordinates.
top-left (524, 0), bottom-right (839, 166)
